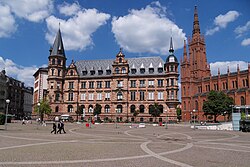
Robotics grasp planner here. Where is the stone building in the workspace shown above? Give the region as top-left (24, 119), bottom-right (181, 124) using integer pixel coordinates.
top-left (0, 70), bottom-right (7, 114)
top-left (181, 6), bottom-right (250, 122)
top-left (33, 29), bottom-right (180, 122)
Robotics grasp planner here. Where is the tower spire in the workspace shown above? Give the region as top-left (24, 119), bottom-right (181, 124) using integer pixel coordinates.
top-left (183, 40), bottom-right (187, 62)
top-left (169, 37), bottom-right (174, 53)
top-left (50, 28), bottom-right (65, 57)
top-left (192, 6), bottom-right (200, 36)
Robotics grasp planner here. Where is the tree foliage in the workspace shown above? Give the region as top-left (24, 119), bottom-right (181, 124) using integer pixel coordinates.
top-left (149, 103), bottom-right (162, 122)
top-left (94, 103), bottom-right (102, 116)
top-left (34, 99), bottom-right (52, 121)
top-left (176, 107), bottom-right (182, 121)
top-left (133, 109), bottom-right (140, 123)
top-left (203, 91), bottom-right (234, 122)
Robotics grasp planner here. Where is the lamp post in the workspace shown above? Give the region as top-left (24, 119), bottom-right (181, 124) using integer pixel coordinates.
top-left (37, 102), bottom-right (40, 129)
top-left (193, 109), bottom-right (196, 130)
top-left (165, 110), bottom-right (168, 129)
top-left (115, 109), bottom-right (118, 128)
top-left (224, 111), bottom-right (227, 122)
top-left (5, 99), bottom-right (10, 130)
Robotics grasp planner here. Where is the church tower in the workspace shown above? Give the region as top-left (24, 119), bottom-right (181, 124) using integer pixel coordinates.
top-left (181, 6), bottom-right (211, 120)
top-left (47, 28), bottom-right (67, 113)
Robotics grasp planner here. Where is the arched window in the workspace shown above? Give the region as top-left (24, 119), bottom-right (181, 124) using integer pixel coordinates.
top-left (88, 105), bottom-right (93, 113)
top-left (55, 106), bottom-right (59, 112)
top-left (52, 59), bottom-right (55, 65)
top-left (159, 105), bottom-right (163, 113)
top-left (68, 105), bottom-right (73, 113)
top-left (57, 59), bottom-right (61, 65)
top-left (130, 105), bottom-right (135, 113)
top-left (117, 92), bottom-right (123, 100)
top-left (115, 67), bottom-right (119, 74)
top-left (139, 105), bottom-right (144, 113)
top-left (70, 70), bottom-right (73, 76)
top-left (119, 58), bottom-right (122, 63)
top-left (149, 105), bottom-right (153, 114)
top-left (241, 96), bottom-right (245, 105)
top-left (105, 105), bottom-right (110, 113)
top-left (122, 67), bottom-right (126, 74)
top-left (117, 105), bottom-right (122, 113)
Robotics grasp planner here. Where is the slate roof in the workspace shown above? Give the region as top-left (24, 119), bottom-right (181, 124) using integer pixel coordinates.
top-left (75, 56), bottom-right (166, 77)
top-left (50, 29), bottom-right (65, 57)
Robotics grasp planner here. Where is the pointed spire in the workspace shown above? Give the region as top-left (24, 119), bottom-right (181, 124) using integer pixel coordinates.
top-left (169, 37), bottom-right (174, 53)
top-left (192, 6), bottom-right (200, 36)
top-left (183, 40), bottom-right (188, 62)
top-left (116, 47), bottom-right (124, 57)
top-left (51, 28), bottom-right (65, 57)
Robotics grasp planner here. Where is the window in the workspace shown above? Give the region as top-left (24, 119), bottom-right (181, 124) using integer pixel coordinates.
top-left (158, 79), bottom-right (163, 87)
top-left (117, 80), bottom-right (123, 88)
top-left (57, 82), bottom-right (60, 89)
top-left (122, 67), bottom-right (126, 74)
top-left (140, 69), bottom-right (145, 74)
top-left (117, 105), bottom-right (122, 113)
top-left (105, 92), bottom-right (111, 100)
top-left (70, 70), bottom-right (73, 76)
top-left (148, 92), bottom-right (154, 100)
top-left (58, 69), bottom-right (61, 76)
top-left (149, 68), bottom-right (154, 74)
top-left (139, 105), bottom-right (144, 113)
top-left (80, 93), bottom-right (86, 100)
top-left (131, 69), bottom-right (136, 74)
top-left (158, 92), bottom-right (163, 100)
top-left (131, 80), bottom-right (136, 88)
top-left (98, 70), bottom-right (103, 75)
top-left (106, 70), bottom-right (111, 75)
top-left (97, 81), bottom-right (102, 88)
top-left (105, 81), bottom-right (110, 88)
top-left (159, 105), bottom-right (163, 113)
top-left (140, 80), bottom-right (145, 87)
top-left (57, 59), bottom-right (61, 65)
top-left (171, 79), bottom-right (174, 86)
top-left (52, 59), bottom-right (55, 65)
top-left (130, 91), bottom-right (136, 101)
top-left (81, 82), bottom-right (86, 89)
top-left (68, 105), bottom-right (73, 113)
top-left (148, 80), bottom-right (154, 87)
top-left (119, 58), bottom-right (122, 63)
top-left (68, 92), bottom-right (74, 101)
top-left (90, 70), bottom-right (95, 75)
top-left (51, 69), bottom-right (54, 76)
top-left (89, 81), bottom-right (94, 89)
top-left (88, 105), bottom-right (93, 113)
top-left (97, 92), bottom-right (102, 100)
top-left (82, 70), bottom-right (87, 75)
top-left (130, 105), bottom-right (135, 113)
top-left (158, 68), bottom-right (163, 73)
top-left (55, 106), bottom-right (59, 112)
top-left (117, 92), bottom-right (123, 100)
top-left (139, 91), bottom-right (145, 101)
top-left (55, 93), bottom-right (60, 101)
top-left (105, 105), bottom-right (110, 113)
top-left (69, 82), bottom-right (74, 89)
top-left (241, 96), bottom-right (245, 105)
top-left (170, 65), bottom-right (174, 72)
top-left (89, 93), bottom-right (94, 100)
top-left (115, 67), bottom-right (119, 74)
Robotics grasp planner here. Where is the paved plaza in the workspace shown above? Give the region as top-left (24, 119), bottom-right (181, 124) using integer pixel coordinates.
top-left (0, 122), bottom-right (250, 167)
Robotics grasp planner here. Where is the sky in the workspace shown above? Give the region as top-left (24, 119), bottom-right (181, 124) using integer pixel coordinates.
top-left (0, 0), bottom-right (249, 87)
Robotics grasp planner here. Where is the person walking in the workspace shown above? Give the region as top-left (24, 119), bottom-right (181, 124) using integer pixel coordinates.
top-left (60, 121), bottom-right (66, 134)
top-left (57, 122), bottom-right (61, 134)
top-left (51, 122), bottom-right (57, 134)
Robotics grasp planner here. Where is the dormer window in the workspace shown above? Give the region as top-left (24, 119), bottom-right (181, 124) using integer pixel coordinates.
top-left (82, 70), bottom-right (87, 75)
top-left (90, 71), bottom-right (95, 75)
top-left (98, 70), bottom-right (103, 75)
top-left (140, 69), bottom-right (145, 74)
top-left (122, 67), bottom-right (126, 74)
top-left (106, 69), bottom-right (111, 75)
top-left (115, 67), bottom-right (119, 74)
top-left (119, 58), bottom-right (122, 63)
top-left (158, 68), bottom-right (163, 73)
top-left (131, 69), bottom-right (136, 74)
top-left (149, 68), bottom-right (154, 74)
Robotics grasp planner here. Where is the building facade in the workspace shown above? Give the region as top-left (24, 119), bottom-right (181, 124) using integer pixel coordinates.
top-left (181, 6), bottom-right (250, 122)
top-left (34, 30), bottom-right (180, 122)
top-left (0, 70), bottom-right (7, 114)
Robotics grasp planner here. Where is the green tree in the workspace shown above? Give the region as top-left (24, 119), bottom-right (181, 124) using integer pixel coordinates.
top-left (149, 103), bottom-right (162, 123)
top-left (133, 109), bottom-right (140, 123)
top-left (176, 107), bottom-right (182, 122)
top-left (203, 91), bottom-right (234, 122)
top-left (94, 103), bottom-right (102, 122)
top-left (76, 105), bottom-right (84, 122)
top-left (34, 99), bottom-right (52, 122)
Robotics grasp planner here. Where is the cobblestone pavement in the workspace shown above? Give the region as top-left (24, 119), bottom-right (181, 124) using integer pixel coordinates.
top-left (0, 122), bottom-right (250, 167)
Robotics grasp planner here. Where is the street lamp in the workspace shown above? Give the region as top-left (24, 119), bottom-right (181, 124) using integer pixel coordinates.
top-left (224, 111), bottom-right (227, 122)
top-left (165, 110), bottom-right (168, 129)
top-left (193, 109), bottom-right (196, 130)
top-left (5, 99), bottom-right (10, 130)
top-left (37, 102), bottom-right (40, 129)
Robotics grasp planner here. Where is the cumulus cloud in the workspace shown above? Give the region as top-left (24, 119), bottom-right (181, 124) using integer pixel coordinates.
top-left (45, 8), bottom-right (110, 51)
top-left (0, 56), bottom-right (38, 87)
top-left (0, 4), bottom-right (17, 38)
top-left (241, 38), bottom-right (250, 46)
top-left (111, 2), bottom-right (186, 55)
top-left (1, 0), bottom-right (53, 22)
top-left (58, 2), bottom-right (80, 16)
top-left (206, 11), bottom-right (239, 36)
top-left (234, 21), bottom-right (250, 37)
top-left (210, 61), bottom-right (248, 76)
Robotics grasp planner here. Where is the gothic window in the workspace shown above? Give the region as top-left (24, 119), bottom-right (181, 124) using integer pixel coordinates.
top-left (105, 105), bottom-right (110, 113)
top-left (130, 105), bottom-right (135, 113)
top-left (117, 92), bottom-right (123, 100)
top-left (117, 105), bottom-right (122, 113)
top-left (88, 105), bottom-right (93, 113)
top-left (69, 82), bottom-right (74, 89)
top-left (139, 105), bottom-right (144, 113)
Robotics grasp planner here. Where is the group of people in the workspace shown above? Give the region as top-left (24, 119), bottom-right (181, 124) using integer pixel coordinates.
top-left (51, 121), bottom-right (66, 134)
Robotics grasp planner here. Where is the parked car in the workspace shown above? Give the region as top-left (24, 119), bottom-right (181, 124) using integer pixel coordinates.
top-left (60, 114), bottom-right (73, 122)
top-left (240, 119), bottom-right (250, 132)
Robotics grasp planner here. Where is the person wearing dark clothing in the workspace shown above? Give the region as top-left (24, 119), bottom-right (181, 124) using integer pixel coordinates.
top-left (51, 123), bottom-right (57, 134)
top-left (57, 122), bottom-right (61, 134)
top-left (60, 121), bottom-right (66, 134)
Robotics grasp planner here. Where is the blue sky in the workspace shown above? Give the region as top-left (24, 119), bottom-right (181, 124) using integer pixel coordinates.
top-left (0, 0), bottom-right (249, 87)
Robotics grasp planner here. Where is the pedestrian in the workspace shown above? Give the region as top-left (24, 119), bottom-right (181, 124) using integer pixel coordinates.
top-left (60, 121), bottom-right (66, 134)
top-left (22, 119), bottom-right (26, 125)
top-left (42, 121), bottom-right (46, 126)
top-left (57, 122), bottom-right (61, 134)
top-left (51, 122), bottom-right (57, 134)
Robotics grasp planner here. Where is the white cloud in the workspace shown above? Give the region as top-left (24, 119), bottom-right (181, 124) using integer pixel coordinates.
top-left (0, 4), bottom-right (17, 38)
top-left (234, 21), bottom-right (250, 37)
top-left (58, 2), bottom-right (80, 16)
top-left (210, 61), bottom-right (248, 76)
top-left (241, 38), bottom-right (250, 46)
top-left (1, 0), bottom-right (53, 22)
top-left (45, 8), bottom-right (110, 51)
top-left (111, 2), bottom-right (186, 55)
top-left (0, 56), bottom-right (38, 87)
top-left (206, 10), bottom-right (239, 36)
